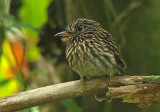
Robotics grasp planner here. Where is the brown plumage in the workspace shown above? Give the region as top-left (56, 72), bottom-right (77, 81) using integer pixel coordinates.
top-left (54, 18), bottom-right (126, 101)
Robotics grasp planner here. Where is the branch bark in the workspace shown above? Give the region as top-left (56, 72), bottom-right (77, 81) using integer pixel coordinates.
top-left (1, 76), bottom-right (160, 112)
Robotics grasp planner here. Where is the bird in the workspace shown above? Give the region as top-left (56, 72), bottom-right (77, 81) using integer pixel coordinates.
top-left (54, 18), bottom-right (126, 101)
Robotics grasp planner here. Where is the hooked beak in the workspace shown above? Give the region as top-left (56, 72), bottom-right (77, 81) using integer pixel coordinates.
top-left (54, 31), bottom-right (70, 37)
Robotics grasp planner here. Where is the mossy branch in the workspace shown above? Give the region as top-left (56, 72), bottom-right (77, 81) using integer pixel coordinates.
top-left (1, 75), bottom-right (160, 112)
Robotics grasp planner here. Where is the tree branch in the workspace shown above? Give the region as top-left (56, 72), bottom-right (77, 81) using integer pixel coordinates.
top-left (1, 76), bottom-right (160, 112)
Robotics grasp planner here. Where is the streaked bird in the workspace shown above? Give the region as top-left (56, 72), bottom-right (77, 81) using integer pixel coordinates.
top-left (54, 18), bottom-right (126, 101)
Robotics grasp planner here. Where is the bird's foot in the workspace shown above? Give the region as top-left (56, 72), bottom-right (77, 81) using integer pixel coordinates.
top-left (94, 93), bottom-right (112, 102)
top-left (80, 76), bottom-right (87, 89)
top-left (104, 75), bottom-right (112, 87)
top-left (80, 76), bottom-right (87, 81)
top-left (94, 75), bottom-right (112, 102)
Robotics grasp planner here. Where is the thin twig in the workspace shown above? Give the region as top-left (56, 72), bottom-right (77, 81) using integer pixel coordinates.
top-left (105, 0), bottom-right (117, 19)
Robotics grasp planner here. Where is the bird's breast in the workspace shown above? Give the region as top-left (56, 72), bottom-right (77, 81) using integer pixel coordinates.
top-left (66, 43), bottom-right (116, 77)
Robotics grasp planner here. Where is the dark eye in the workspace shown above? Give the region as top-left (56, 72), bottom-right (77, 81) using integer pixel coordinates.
top-left (77, 26), bottom-right (85, 31)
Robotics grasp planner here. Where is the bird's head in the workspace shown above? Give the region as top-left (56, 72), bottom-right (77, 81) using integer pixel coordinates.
top-left (54, 18), bottom-right (103, 45)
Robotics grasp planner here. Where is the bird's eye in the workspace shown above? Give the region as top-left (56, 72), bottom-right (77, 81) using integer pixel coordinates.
top-left (77, 26), bottom-right (84, 31)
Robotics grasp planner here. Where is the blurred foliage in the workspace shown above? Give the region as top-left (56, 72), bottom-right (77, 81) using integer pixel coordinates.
top-left (18, 107), bottom-right (40, 112)
top-left (19, 0), bottom-right (51, 35)
top-left (0, 0), bottom-right (20, 97)
top-left (18, 0), bottom-right (51, 62)
top-left (124, 0), bottom-right (160, 75)
top-left (61, 99), bottom-right (84, 112)
top-left (1, 0), bottom-right (160, 112)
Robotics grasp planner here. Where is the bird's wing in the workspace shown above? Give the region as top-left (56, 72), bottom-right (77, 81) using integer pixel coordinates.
top-left (114, 52), bottom-right (126, 74)
top-left (104, 33), bottom-right (126, 74)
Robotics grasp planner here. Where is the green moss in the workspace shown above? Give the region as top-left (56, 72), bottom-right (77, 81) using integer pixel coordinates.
top-left (142, 75), bottom-right (160, 84)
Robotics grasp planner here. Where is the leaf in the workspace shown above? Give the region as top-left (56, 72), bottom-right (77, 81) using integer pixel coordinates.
top-left (0, 79), bottom-right (19, 97)
top-left (0, 79), bottom-right (10, 85)
top-left (18, 0), bottom-right (51, 36)
top-left (17, 0), bottom-right (51, 62)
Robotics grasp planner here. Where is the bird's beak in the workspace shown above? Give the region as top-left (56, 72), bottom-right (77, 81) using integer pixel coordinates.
top-left (54, 31), bottom-right (70, 37)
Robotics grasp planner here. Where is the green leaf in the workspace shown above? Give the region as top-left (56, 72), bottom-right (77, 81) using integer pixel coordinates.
top-left (0, 79), bottom-right (10, 85)
top-left (18, 0), bottom-right (51, 29)
top-left (18, 0), bottom-right (51, 62)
